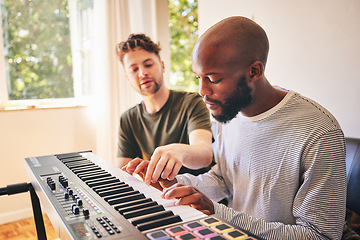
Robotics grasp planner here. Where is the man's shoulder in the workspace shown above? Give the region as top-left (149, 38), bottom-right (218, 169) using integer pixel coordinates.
top-left (289, 92), bottom-right (341, 129)
top-left (120, 103), bottom-right (142, 120)
top-left (171, 90), bottom-right (203, 104)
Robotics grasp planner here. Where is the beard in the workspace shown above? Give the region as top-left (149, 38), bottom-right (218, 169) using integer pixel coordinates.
top-left (209, 75), bottom-right (252, 123)
top-left (139, 79), bottom-right (161, 96)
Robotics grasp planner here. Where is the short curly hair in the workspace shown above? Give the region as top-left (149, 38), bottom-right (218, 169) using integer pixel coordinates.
top-left (116, 33), bottom-right (161, 64)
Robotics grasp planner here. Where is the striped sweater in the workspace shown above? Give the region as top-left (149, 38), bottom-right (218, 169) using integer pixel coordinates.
top-left (177, 90), bottom-right (346, 240)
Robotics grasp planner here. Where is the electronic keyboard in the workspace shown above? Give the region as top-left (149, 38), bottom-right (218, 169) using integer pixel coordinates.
top-left (25, 151), bottom-right (258, 240)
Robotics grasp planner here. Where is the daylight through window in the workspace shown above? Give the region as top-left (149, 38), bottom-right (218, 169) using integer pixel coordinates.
top-left (0, 0), bottom-right (94, 108)
top-left (169, 0), bottom-right (198, 92)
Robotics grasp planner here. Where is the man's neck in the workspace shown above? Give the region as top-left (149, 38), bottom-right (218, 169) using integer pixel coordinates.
top-left (143, 87), bottom-right (171, 114)
top-left (242, 82), bottom-right (287, 117)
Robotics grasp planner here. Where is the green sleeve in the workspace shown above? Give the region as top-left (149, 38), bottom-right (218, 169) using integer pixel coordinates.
top-left (117, 112), bottom-right (141, 158)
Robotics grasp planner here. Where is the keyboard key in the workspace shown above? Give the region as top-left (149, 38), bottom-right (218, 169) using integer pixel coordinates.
top-left (137, 215), bottom-right (182, 231)
top-left (113, 198), bottom-right (153, 211)
top-left (131, 210), bottom-right (174, 226)
top-left (123, 205), bottom-right (165, 219)
top-left (118, 201), bottom-right (158, 214)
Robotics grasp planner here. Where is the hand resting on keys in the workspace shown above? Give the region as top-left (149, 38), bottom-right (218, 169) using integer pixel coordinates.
top-left (161, 183), bottom-right (215, 215)
top-left (122, 158), bottom-right (214, 215)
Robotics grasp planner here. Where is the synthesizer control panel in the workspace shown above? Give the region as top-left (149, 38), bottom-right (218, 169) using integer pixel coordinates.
top-left (25, 152), bottom-right (148, 240)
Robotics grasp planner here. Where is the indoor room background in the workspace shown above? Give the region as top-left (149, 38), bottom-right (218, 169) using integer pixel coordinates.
top-left (0, 0), bottom-right (359, 225)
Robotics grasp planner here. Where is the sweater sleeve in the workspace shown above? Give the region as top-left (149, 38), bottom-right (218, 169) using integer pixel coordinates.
top-left (176, 164), bottom-right (231, 202)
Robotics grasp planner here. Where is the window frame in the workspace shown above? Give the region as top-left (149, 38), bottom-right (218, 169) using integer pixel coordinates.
top-left (0, 0), bottom-right (91, 111)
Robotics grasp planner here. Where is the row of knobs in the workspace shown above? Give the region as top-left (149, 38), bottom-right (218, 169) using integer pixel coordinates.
top-left (64, 187), bottom-right (89, 216)
top-left (46, 177), bottom-right (56, 190)
top-left (46, 175), bottom-right (68, 190)
top-left (59, 175), bottom-right (69, 188)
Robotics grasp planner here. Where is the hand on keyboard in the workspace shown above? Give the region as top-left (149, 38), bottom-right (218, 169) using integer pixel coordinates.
top-left (161, 183), bottom-right (215, 215)
top-left (147, 144), bottom-right (187, 183)
top-left (121, 158), bottom-right (177, 190)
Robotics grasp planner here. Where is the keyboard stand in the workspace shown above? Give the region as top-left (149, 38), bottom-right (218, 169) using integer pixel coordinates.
top-left (0, 183), bottom-right (47, 240)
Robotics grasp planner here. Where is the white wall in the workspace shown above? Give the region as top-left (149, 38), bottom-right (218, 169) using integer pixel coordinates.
top-left (198, 0), bottom-right (360, 138)
top-left (0, 107), bottom-right (97, 224)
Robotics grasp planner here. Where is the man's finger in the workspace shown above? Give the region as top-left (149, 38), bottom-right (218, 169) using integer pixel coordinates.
top-left (160, 159), bottom-right (176, 180)
top-left (167, 162), bottom-right (182, 180)
top-left (162, 184), bottom-right (194, 200)
top-left (146, 151), bottom-right (162, 184)
top-left (134, 161), bottom-right (149, 175)
top-left (122, 158), bottom-right (142, 173)
top-left (151, 156), bottom-right (169, 183)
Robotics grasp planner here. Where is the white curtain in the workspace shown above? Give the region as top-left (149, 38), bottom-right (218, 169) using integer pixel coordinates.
top-left (91, 0), bottom-right (169, 164)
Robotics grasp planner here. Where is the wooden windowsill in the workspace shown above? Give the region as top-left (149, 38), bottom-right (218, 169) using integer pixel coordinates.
top-left (0, 103), bottom-right (88, 112)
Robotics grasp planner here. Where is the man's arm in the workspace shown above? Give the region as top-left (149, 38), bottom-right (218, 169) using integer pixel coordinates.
top-left (144, 129), bottom-right (213, 185)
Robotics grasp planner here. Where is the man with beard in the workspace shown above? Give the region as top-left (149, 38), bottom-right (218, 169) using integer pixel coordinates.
top-left (123, 17), bottom-right (346, 240)
top-left (115, 33), bottom-right (213, 179)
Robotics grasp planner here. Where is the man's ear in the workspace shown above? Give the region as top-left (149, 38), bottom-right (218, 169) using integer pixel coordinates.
top-left (249, 61), bottom-right (264, 82)
top-left (161, 61), bottom-right (165, 73)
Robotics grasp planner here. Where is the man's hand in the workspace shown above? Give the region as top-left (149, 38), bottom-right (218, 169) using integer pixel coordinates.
top-left (161, 183), bottom-right (215, 215)
top-left (121, 157), bottom-right (149, 175)
top-left (145, 129), bottom-right (213, 185)
top-left (121, 158), bottom-right (177, 190)
top-left (145, 144), bottom-right (186, 185)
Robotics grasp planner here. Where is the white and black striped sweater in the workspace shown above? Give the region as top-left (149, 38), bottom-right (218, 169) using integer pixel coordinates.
top-left (177, 90), bottom-right (346, 240)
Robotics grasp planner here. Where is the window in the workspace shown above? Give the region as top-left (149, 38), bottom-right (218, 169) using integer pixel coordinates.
top-left (169, 0), bottom-right (198, 92)
top-left (0, 0), bottom-right (94, 109)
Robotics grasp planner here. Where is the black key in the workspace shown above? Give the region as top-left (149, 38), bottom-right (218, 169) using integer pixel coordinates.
top-left (118, 201), bottom-right (158, 214)
top-left (62, 157), bottom-right (91, 164)
top-left (63, 157), bottom-right (90, 163)
top-left (92, 182), bottom-right (126, 192)
top-left (130, 210), bottom-right (174, 226)
top-left (136, 215), bottom-right (182, 231)
top-left (87, 178), bottom-right (120, 188)
top-left (104, 191), bottom-right (140, 201)
top-left (113, 198), bottom-right (153, 211)
top-left (60, 157), bottom-right (88, 163)
top-left (123, 205), bottom-right (165, 219)
top-left (107, 193), bottom-right (145, 205)
top-left (66, 162), bottom-right (95, 169)
top-left (73, 166), bottom-right (101, 174)
top-left (85, 176), bottom-right (117, 185)
top-left (56, 153), bottom-right (82, 159)
top-left (98, 186), bottom-right (134, 197)
top-left (81, 173), bottom-right (112, 182)
top-left (65, 159), bottom-right (92, 165)
top-left (78, 170), bottom-right (107, 178)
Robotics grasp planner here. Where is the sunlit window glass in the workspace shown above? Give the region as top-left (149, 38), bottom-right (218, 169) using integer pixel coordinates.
top-left (1, 0), bottom-right (73, 100)
top-left (169, 0), bottom-right (198, 92)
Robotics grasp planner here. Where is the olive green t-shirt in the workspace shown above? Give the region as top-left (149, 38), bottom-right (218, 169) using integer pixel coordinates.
top-left (117, 90), bottom-right (212, 175)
